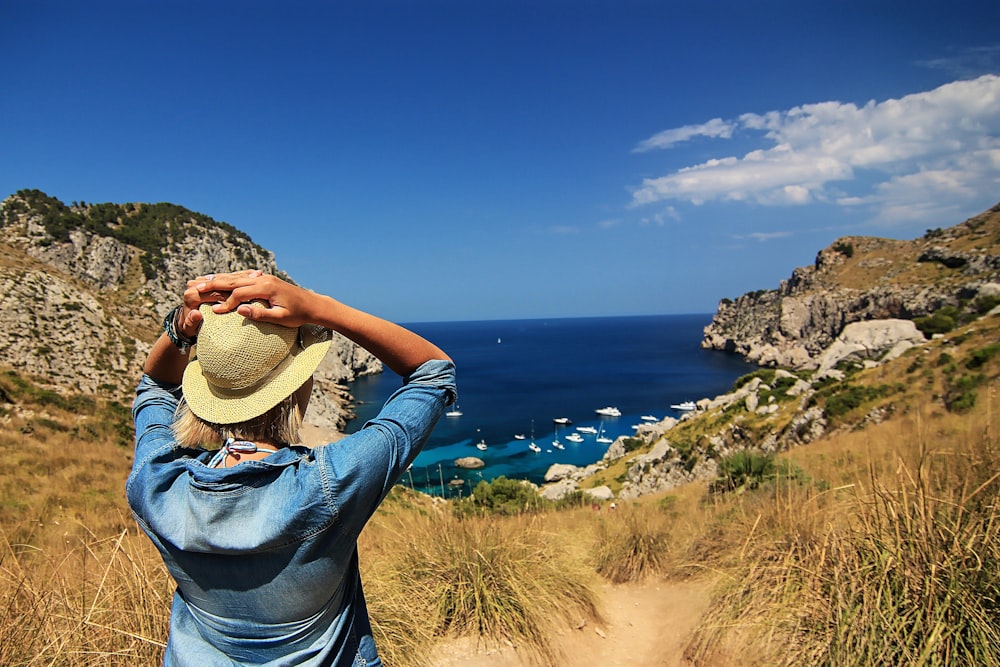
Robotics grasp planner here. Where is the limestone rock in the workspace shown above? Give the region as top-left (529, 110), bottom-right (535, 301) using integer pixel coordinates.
top-left (544, 463), bottom-right (579, 482)
top-left (583, 485), bottom-right (614, 500)
top-left (454, 457), bottom-right (485, 470)
top-left (816, 319), bottom-right (925, 373)
top-left (539, 478), bottom-right (578, 501)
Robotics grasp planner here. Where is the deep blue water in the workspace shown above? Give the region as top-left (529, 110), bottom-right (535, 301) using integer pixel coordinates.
top-left (344, 314), bottom-right (753, 496)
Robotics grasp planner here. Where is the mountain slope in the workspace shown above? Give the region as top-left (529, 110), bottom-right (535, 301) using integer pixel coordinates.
top-left (0, 189), bottom-right (380, 431)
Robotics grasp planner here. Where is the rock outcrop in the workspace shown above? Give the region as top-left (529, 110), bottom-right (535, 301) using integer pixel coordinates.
top-left (702, 203), bottom-right (1000, 368)
top-left (0, 189), bottom-right (381, 432)
top-left (542, 203), bottom-right (1000, 502)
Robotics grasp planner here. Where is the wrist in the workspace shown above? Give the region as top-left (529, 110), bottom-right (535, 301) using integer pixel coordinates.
top-left (163, 305), bottom-right (197, 354)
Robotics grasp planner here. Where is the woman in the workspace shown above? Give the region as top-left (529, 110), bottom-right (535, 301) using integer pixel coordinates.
top-left (127, 270), bottom-right (456, 666)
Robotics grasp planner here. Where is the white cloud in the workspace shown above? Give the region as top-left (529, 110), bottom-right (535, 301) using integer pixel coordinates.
top-left (919, 45), bottom-right (1000, 79)
top-left (736, 231), bottom-right (793, 242)
top-left (632, 118), bottom-right (736, 152)
top-left (630, 75), bottom-right (1000, 224)
top-left (639, 206), bottom-right (681, 226)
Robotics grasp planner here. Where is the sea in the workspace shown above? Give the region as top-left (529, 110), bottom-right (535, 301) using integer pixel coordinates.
top-left (343, 314), bottom-right (754, 496)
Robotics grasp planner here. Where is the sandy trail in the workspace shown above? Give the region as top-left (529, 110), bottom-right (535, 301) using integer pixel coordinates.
top-left (435, 577), bottom-right (714, 666)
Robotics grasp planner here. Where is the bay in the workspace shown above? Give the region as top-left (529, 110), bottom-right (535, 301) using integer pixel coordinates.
top-left (344, 314), bottom-right (754, 496)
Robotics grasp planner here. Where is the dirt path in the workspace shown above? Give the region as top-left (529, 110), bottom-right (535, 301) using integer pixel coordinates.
top-left (435, 577), bottom-right (715, 666)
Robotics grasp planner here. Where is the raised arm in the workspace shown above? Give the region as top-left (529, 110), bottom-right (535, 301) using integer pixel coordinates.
top-left (192, 273), bottom-right (450, 378)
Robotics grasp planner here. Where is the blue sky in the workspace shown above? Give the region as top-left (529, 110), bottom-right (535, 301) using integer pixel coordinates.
top-left (3, 1), bottom-right (999, 322)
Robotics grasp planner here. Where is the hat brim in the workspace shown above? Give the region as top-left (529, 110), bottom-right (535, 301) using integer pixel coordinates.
top-left (182, 321), bottom-right (333, 425)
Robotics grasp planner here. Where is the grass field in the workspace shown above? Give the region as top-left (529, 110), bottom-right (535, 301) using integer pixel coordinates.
top-left (1, 317), bottom-right (997, 666)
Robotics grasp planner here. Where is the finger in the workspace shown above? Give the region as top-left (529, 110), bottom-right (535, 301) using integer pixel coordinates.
top-left (235, 300), bottom-right (271, 321)
top-left (196, 271), bottom-right (261, 293)
top-left (179, 308), bottom-right (204, 338)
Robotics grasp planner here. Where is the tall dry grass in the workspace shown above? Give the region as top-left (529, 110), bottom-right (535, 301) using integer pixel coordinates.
top-left (0, 521), bottom-right (171, 666)
top-left (362, 507), bottom-right (603, 666)
top-left (685, 387), bottom-right (1000, 666)
top-left (592, 503), bottom-right (673, 583)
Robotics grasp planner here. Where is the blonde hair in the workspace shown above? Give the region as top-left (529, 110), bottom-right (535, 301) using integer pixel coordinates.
top-left (173, 393), bottom-right (304, 449)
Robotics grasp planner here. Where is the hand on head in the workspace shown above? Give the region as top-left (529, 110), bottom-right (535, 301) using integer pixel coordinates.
top-left (186, 270), bottom-right (314, 329)
top-left (176, 270), bottom-right (263, 338)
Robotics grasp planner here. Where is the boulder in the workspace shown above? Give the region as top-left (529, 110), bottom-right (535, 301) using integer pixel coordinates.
top-left (540, 478), bottom-right (578, 501)
top-left (816, 319), bottom-right (925, 373)
top-left (454, 457), bottom-right (485, 470)
top-left (544, 463), bottom-right (579, 482)
top-left (583, 485), bottom-right (614, 501)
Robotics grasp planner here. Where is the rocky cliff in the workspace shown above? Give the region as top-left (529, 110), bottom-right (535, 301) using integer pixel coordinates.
top-left (538, 202), bottom-right (1000, 502)
top-left (702, 202), bottom-right (1000, 368)
top-left (0, 189), bottom-right (381, 432)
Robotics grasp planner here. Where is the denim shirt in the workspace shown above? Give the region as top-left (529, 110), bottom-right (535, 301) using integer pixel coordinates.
top-left (127, 359), bottom-right (456, 666)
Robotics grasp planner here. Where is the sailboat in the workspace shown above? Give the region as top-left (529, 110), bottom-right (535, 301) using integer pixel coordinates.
top-left (475, 428), bottom-right (487, 451)
top-left (528, 420), bottom-right (541, 452)
top-left (596, 424), bottom-right (613, 444)
top-left (446, 404), bottom-right (463, 417)
top-left (552, 423), bottom-right (565, 450)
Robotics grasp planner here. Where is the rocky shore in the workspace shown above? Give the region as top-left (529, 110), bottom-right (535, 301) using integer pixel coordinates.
top-left (534, 202), bottom-right (1000, 502)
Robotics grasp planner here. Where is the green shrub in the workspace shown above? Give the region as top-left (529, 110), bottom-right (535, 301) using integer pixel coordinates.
top-left (823, 384), bottom-right (899, 421)
top-left (832, 241), bottom-right (854, 257)
top-left (915, 312), bottom-right (955, 336)
top-left (966, 343), bottom-right (1000, 370)
top-left (945, 374), bottom-right (984, 414)
top-left (456, 476), bottom-right (546, 516)
top-left (715, 450), bottom-right (776, 492)
top-left (732, 368), bottom-right (776, 391)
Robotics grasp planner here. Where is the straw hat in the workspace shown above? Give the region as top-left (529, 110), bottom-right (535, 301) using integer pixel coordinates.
top-left (182, 303), bottom-right (333, 424)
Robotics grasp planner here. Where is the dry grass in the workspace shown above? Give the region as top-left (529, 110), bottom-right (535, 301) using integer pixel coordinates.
top-left (0, 521), bottom-right (171, 666)
top-left (362, 508), bottom-right (603, 666)
top-left (1, 317), bottom-right (999, 665)
top-left (684, 389), bottom-right (1000, 666)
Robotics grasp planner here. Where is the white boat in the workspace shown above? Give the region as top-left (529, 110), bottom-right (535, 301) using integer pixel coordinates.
top-left (670, 401), bottom-right (697, 411)
top-left (446, 405), bottom-right (463, 417)
top-left (576, 426), bottom-right (598, 434)
top-left (553, 417), bottom-right (573, 425)
top-left (514, 434), bottom-right (526, 440)
top-left (552, 423), bottom-right (565, 449)
top-left (528, 421), bottom-right (541, 453)
top-left (641, 415), bottom-right (658, 422)
top-left (476, 438), bottom-right (488, 451)
top-left (596, 434), bottom-right (613, 444)
top-left (595, 406), bottom-right (621, 417)
top-left (565, 433), bottom-right (584, 443)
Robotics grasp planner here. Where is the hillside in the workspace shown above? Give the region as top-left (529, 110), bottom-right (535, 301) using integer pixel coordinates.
top-left (0, 189), bottom-right (380, 432)
top-left (702, 202), bottom-right (1000, 368)
top-left (536, 202), bottom-right (1000, 503)
top-left (0, 195), bottom-right (997, 665)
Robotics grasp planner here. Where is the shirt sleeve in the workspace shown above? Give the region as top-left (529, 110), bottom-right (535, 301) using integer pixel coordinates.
top-left (316, 359), bottom-right (457, 530)
top-left (126, 375), bottom-right (184, 510)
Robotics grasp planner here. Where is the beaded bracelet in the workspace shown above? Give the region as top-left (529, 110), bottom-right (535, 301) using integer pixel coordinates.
top-left (162, 305), bottom-right (197, 354)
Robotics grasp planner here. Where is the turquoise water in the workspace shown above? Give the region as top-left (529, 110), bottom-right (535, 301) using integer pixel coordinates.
top-left (345, 314), bottom-right (753, 495)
